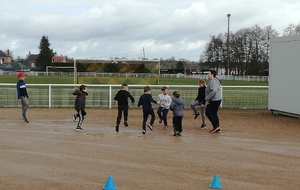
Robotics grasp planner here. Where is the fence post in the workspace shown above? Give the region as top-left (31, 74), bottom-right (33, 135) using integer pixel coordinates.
top-left (109, 85), bottom-right (112, 108)
top-left (49, 85), bottom-right (52, 108)
top-left (220, 86), bottom-right (223, 108)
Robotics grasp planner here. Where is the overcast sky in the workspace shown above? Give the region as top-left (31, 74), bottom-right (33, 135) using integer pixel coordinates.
top-left (1, 0), bottom-right (300, 61)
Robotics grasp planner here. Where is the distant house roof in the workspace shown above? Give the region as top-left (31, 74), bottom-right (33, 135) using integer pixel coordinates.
top-left (28, 54), bottom-right (39, 61)
top-left (0, 50), bottom-right (9, 57)
top-left (0, 62), bottom-right (30, 71)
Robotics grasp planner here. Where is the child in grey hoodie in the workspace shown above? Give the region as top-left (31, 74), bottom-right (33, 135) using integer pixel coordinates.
top-left (157, 86), bottom-right (172, 128)
top-left (170, 91), bottom-right (185, 136)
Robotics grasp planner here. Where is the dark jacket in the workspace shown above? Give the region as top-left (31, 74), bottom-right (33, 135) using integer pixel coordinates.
top-left (16, 80), bottom-right (29, 99)
top-left (170, 97), bottom-right (185, 117)
top-left (114, 90), bottom-right (135, 105)
top-left (73, 89), bottom-right (88, 110)
top-left (137, 93), bottom-right (157, 112)
top-left (195, 86), bottom-right (206, 104)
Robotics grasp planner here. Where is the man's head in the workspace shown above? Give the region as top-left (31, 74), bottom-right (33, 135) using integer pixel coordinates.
top-left (208, 70), bottom-right (217, 79)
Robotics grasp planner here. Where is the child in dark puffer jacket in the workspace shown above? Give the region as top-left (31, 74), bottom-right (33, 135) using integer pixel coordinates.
top-left (72, 85), bottom-right (88, 131)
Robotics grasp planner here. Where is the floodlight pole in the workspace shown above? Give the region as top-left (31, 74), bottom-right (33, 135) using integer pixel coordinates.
top-left (227, 14), bottom-right (231, 76)
top-left (74, 59), bottom-right (77, 84)
top-left (158, 60), bottom-right (160, 85)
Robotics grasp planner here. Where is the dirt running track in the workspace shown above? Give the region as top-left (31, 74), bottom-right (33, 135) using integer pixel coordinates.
top-left (0, 108), bottom-right (299, 190)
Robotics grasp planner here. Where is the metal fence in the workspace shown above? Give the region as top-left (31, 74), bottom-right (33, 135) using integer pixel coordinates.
top-left (0, 83), bottom-right (268, 109)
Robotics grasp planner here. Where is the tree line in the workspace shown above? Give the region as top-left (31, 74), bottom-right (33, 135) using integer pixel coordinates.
top-left (200, 22), bottom-right (300, 75)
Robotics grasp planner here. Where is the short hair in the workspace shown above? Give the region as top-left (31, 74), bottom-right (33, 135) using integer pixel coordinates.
top-left (209, 70), bottom-right (217, 77)
top-left (172, 91), bottom-right (180, 98)
top-left (161, 86), bottom-right (168, 91)
top-left (144, 86), bottom-right (151, 92)
top-left (80, 84), bottom-right (87, 91)
top-left (198, 79), bottom-right (205, 84)
top-left (122, 83), bottom-right (128, 89)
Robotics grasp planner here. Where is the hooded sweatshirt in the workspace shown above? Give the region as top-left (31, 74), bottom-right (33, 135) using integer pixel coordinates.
top-left (205, 78), bottom-right (222, 101)
top-left (170, 97), bottom-right (185, 117)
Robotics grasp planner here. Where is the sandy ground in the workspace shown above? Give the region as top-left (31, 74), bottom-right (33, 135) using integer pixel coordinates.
top-left (0, 107), bottom-right (299, 190)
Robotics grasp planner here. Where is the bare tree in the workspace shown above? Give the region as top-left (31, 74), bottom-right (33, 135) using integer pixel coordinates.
top-left (201, 24), bottom-right (279, 75)
top-left (283, 23), bottom-right (300, 36)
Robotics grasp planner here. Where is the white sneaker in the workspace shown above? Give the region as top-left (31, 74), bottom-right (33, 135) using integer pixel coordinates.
top-left (76, 126), bottom-right (83, 131)
top-left (147, 124), bottom-right (153, 131)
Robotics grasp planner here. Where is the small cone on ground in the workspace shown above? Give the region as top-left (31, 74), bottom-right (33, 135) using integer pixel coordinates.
top-left (209, 175), bottom-right (222, 189)
top-left (103, 176), bottom-right (117, 190)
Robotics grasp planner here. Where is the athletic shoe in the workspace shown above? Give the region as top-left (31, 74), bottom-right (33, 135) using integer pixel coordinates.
top-left (194, 112), bottom-right (200, 119)
top-left (215, 129), bottom-right (221, 133)
top-left (173, 131), bottom-right (181, 136)
top-left (200, 124), bottom-right (206, 129)
top-left (124, 121), bottom-right (128, 127)
top-left (21, 115), bottom-right (29, 123)
top-left (116, 125), bottom-right (119, 133)
top-left (72, 114), bottom-right (77, 122)
top-left (76, 126), bottom-right (83, 131)
top-left (147, 124), bottom-right (153, 131)
top-left (209, 127), bottom-right (220, 133)
top-left (142, 130), bottom-right (146, 134)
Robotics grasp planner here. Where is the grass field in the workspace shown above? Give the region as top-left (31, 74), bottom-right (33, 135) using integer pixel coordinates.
top-left (0, 75), bottom-right (268, 86)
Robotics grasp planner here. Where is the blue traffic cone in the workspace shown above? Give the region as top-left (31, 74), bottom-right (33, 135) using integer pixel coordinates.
top-left (103, 176), bottom-right (117, 190)
top-left (209, 175), bottom-right (222, 189)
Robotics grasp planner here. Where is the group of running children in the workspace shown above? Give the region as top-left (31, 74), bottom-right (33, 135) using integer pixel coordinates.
top-left (17, 70), bottom-right (221, 136)
top-left (72, 84), bottom-right (185, 136)
top-left (72, 80), bottom-right (212, 136)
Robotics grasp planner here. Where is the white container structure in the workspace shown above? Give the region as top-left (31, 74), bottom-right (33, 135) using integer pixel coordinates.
top-left (269, 35), bottom-right (300, 118)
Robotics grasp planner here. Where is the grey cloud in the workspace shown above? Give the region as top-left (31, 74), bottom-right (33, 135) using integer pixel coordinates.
top-left (1, 0), bottom-right (300, 61)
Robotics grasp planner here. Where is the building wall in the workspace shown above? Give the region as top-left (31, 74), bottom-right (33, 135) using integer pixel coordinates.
top-left (268, 35), bottom-right (300, 117)
top-left (52, 56), bottom-right (66, 63)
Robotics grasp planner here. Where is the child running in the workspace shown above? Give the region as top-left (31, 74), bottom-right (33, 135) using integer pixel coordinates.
top-left (170, 91), bottom-right (184, 136)
top-left (190, 79), bottom-right (206, 128)
top-left (157, 86), bottom-right (172, 128)
top-left (137, 86), bottom-right (158, 134)
top-left (16, 72), bottom-right (29, 123)
top-left (72, 85), bottom-right (88, 131)
top-left (114, 83), bottom-right (135, 133)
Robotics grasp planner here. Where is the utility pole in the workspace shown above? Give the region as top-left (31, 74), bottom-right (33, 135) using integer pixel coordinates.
top-left (227, 14), bottom-right (231, 76)
top-left (73, 59), bottom-right (77, 84)
top-left (142, 47), bottom-right (145, 60)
